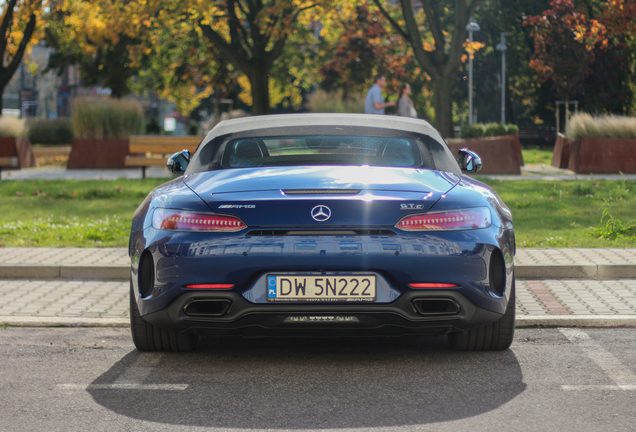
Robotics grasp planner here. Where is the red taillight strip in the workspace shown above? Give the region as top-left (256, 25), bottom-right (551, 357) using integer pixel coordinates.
top-left (395, 207), bottom-right (491, 231)
top-left (152, 209), bottom-right (247, 232)
top-left (185, 284), bottom-right (234, 289)
top-left (409, 283), bottom-right (460, 289)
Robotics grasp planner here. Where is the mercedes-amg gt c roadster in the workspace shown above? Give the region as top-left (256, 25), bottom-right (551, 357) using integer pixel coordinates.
top-left (129, 114), bottom-right (515, 352)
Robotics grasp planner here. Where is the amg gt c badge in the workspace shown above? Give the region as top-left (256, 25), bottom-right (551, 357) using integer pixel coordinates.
top-left (311, 205), bottom-right (331, 222)
top-left (401, 204), bottom-right (425, 210)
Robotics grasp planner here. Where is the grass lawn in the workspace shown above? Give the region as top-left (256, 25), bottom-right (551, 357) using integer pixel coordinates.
top-left (1, 177), bottom-right (635, 248)
top-left (0, 179), bottom-right (167, 247)
top-left (521, 148), bottom-right (553, 166)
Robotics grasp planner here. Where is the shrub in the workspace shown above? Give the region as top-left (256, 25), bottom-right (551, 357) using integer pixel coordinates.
top-left (306, 90), bottom-right (366, 113)
top-left (72, 97), bottom-right (145, 140)
top-left (0, 116), bottom-right (26, 138)
top-left (460, 123), bottom-right (519, 138)
top-left (26, 118), bottom-right (74, 145)
top-left (566, 113), bottom-right (636, 141)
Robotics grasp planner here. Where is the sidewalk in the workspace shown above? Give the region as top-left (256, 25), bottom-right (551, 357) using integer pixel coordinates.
top-left (0, 247), bottom-right (635, 329)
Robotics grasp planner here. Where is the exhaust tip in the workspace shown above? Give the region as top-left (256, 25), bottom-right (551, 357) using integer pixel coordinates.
top-left (183, 299), bottom-right (232, 317)
top-left (411, 299), bottom-right (461, 316)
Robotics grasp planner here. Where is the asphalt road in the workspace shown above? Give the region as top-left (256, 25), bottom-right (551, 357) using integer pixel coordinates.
top-left (1, 327), bottom-right (635, 432)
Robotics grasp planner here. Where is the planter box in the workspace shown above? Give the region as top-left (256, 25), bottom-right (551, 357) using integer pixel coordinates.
top-left (568, 137), bottom-right (636, 174)
top-left (446, 135), bottom-right (523, 174)
top-left (551, 133), bottom-right (573, 169)
top-left (67, 139), bottom-right (129, 169)
top-left (0, 136), bottom-right (36, 169)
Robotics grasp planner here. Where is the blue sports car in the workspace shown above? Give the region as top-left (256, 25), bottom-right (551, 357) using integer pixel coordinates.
top-left (129, 114), bottom-right (515, 352)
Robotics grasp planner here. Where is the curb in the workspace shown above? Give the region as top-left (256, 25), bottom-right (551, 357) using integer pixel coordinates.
top-left (516, 315), bottom-right (636, 328)
top-left (515, 264), bottom-right (636, 279)
top-left (0, 265), bottom-right (129, 281)
top-left (3, 316), bottom-right (636, 329)
top-left (1, 317), bottom-right (129, 327)
top-left (1, 264), bottom-right (635, 281)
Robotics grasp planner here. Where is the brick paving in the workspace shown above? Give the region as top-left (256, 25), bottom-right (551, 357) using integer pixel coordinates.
top-left (0, 247), bottom-right (635, 325)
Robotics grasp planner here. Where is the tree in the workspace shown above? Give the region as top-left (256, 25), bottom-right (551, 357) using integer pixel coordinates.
top-left (319, 4), bottom-right (416, 100)
top-left (0, 0), bottom-right (45, 111)
top-left (524, 0), bottom-right (607, 102)
top-left (197, 1), bottom-right (325, 114)
top-left (47, 0), bottom-right (325, 116)
top-left (372, 0), bottom-right (482, 137)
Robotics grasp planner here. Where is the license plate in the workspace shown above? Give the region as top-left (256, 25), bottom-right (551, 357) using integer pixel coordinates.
top-left (267, 275), bottom-right (376, 302)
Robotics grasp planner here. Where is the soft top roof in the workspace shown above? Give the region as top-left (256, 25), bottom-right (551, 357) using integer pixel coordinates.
top-left (202, 113), bottom-right (444, 143)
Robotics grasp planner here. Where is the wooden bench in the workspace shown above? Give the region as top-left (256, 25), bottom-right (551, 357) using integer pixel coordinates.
top-left (0, 156), bottom-right (19, 176)
top-left (125, 136), bottom-right (204, 179)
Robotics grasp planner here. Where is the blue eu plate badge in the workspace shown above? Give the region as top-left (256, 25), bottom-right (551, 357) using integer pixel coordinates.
top-left (267, 276), bottom-right (277, 299)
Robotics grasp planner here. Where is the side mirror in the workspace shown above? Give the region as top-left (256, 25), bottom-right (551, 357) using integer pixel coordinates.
top-left (457, 148), bottom-right (482, 173)
top-left (167, 150), bottom-right (191, 174)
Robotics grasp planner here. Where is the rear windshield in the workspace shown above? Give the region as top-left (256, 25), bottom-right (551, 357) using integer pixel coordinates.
top-left (223, 136), bottom-right (422, 168)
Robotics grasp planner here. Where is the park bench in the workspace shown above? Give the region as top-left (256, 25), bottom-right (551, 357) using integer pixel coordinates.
top-left (125, 136), bottom-right (203, 179)
top-left (518, 128), bottom-right (556, 149)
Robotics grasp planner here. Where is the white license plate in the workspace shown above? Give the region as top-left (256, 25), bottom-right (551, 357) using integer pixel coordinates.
top-left (267, 275), bottom-right (376, 302)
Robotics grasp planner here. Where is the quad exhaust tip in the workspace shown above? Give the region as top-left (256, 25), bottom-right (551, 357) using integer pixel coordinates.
top-left (411, 298), bottom-right (461, 316)
top-left (183, 299), bottom-right (232, 317)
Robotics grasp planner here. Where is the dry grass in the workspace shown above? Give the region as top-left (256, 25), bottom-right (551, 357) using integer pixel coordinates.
top-left (72, 97), bottom-right (145, 140)
top-left (0, 116), bottom-right (26, 138)
top-left (566, 113), bottom-right (636, 141)
top-left (306, 90), bottom-right (366, 113)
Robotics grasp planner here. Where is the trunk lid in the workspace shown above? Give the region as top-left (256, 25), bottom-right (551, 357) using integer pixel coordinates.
top-left (185, 167), bottom-right (460, 227)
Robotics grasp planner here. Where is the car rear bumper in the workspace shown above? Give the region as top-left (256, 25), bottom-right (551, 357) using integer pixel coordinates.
top-left (140, 289), bottom-right (504, 337)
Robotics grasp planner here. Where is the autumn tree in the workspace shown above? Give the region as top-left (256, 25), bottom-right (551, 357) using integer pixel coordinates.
top-left (0, 0), bottom-right (45, 111)
top-left (372, 0), bottom-right (482, 137)
top-left (46, 0), bottom-right (326, 116)
top-left (319, 4), bottom-right (416, 100)
top-left (197, 1), bottom-right (328, 114)
top-left (523, 0), bottom-right (607, 102)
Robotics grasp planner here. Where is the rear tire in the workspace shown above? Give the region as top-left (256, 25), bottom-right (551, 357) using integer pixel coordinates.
top-left (448, 279), bottom-right (516, 351)
top-left (130, 282), bottom-right (198, 352)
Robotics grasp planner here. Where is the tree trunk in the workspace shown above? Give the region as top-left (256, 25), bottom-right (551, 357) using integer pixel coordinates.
top-left (431, 75), bottom-right (455, 138)
top-left (248, 66), bottom-right (271, 115)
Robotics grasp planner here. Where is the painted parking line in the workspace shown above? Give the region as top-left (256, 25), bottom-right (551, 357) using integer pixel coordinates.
top-left (560, 328), bottom-right (636, 391)
top-left (58, 384), bottom-right (188, 391)
top-left (58, 353), bottom-right (188, 391)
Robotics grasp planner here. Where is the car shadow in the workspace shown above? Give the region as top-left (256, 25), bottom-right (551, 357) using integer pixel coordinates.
top-left (88, 335), bottom-right (526, 429)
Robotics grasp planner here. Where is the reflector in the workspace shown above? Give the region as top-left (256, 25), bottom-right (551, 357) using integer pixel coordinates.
top-left (186, 284), bottom-right (234, 289)
top-left (409, 283), bottom-right (460, 288)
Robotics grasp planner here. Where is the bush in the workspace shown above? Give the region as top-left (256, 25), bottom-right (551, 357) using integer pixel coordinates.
top-left (460, 123), bottom-right (519, 138)
top-left (26, 118), bottom-right (74, 145)
top-left (306, 90), bottom-right (366, 113)
top-left (566, 113), bottom-right (636, 141)
top-left (72, 97), bottom-right (145, 140)
top-left (0, 116), bottom-right (26, 138)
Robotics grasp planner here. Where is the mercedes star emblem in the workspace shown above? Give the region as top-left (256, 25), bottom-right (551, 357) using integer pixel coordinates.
top-left (311, 205), bottom-right (331, 222)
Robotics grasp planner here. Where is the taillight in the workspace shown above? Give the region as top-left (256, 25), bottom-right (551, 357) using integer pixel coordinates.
top-left (395, 207), bottom-right (491, 231)
top-left (152, 209), bottom-right (247, 232)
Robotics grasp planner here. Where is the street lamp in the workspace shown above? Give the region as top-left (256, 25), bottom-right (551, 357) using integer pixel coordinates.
top-left (496, 32), bottom-right (510, 123)
top-left (466, 18), bottom-right (480, 125)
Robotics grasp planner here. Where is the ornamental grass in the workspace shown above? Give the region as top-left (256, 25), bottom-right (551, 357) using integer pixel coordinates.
top-left (566, 113), bottom-right (636, 141)
top-left (0, 116), bottom-right (26, 138)
top-left (72, 97), bottom-right (145, 140)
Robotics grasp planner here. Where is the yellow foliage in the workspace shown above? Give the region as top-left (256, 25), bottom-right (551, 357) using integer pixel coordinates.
top-left (2, 0), bottom-right (46, 61)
